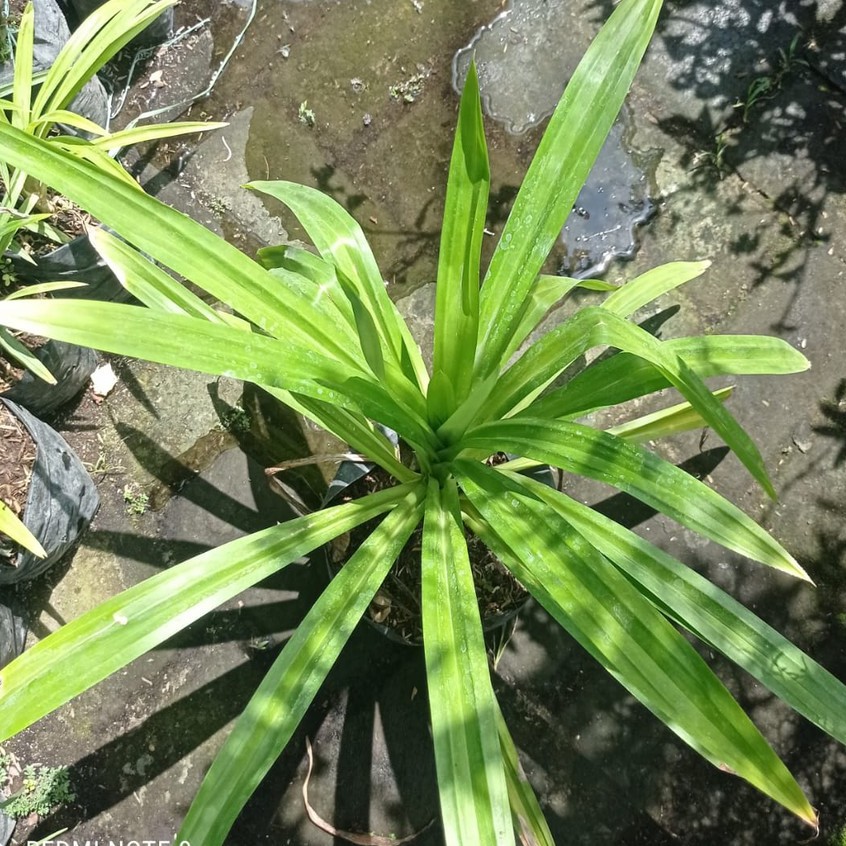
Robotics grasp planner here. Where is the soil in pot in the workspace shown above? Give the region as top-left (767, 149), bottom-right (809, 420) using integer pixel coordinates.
top-left (329, 463), bottom-right (529, 646)
top-left (5, 192), bottom-right (128, 301)
top-left (0, 398), bottom-right (99, 585)
top-left (0, 399), bottom-right (35, 546)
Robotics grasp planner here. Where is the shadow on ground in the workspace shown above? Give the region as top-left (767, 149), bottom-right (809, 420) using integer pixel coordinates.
top-left (16, 417), bottom-right (846, 845)
top-left (589, 0), bottom-right (846, 332)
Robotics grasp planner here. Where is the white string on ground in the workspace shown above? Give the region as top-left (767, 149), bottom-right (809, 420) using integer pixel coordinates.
top-left (115, 0), bottom-right (257, 131)
top-left (109, 16), bottom-right (212, 121)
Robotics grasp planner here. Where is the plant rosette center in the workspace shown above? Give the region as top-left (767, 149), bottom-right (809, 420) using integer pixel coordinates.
top-left (330, 463), bottom-right (528, 645)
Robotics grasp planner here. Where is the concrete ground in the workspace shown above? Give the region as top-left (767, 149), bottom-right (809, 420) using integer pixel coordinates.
top-left (3, 0), bottom-right (846, 844)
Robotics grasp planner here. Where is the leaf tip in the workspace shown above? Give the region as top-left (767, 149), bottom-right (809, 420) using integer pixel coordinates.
top-left (798, 803), bottom-right (820, 832)
top-left (464, 56), bottom-right (481, 98)
top-left (785, 551), bottom-right (814, 584)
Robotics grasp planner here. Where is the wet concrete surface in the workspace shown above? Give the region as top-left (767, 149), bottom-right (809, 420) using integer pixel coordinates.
top-left (4, 0), bottom-right (846, 843)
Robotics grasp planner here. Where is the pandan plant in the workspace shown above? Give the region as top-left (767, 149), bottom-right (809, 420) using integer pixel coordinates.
top-left (0, 0), bottom-right (222, 261)
top-left (0, 0), bottom-right (844, 842)
top-left (0, 278), bottom-right (88, 558)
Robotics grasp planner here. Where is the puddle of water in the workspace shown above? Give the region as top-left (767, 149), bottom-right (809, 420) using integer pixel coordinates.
top-left (559, 115), bottom-right (659, 278)
top-left (169, 0), bottom-right (660, 297)
top-left (454, 0), bottom-right (661, 278)
top-left (452, 1), bottom-right (587, 135)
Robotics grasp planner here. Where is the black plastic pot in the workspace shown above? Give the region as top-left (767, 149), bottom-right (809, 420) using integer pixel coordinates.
top-left (0, 600), bottom-right (25, 841)
top-left (0, 809), bottom-right (13, 846)
top-left (1, 339), bottom-right (97, 417)
top-left (8, 234), bottom-right (129, 302)
top-left (0, 0), bottom-right (109, 129)
top-left (0, 600), bottom-right (25, 670)
top-left (61, 0), bottom-right (174, 46)
top-left (0, 398), bottom-right (99, 586)
top-left (324, 438), bottom-right (554, 646)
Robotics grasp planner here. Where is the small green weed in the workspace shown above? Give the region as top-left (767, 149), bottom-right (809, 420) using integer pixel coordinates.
top-left (1, 257), bottom-right (18, 288)
top-left (122, 484), bottom-right (150, 515)
top-left (829, 823), bottom-right (846, 846)
top-left (0, 15), bottom-right (11, 66)
top-left (207, 196), bottom-right (232, 216)
top-left (736, 34), bottom-right (807, 123)
top-left (298, 101), bottom-right (316, 127)
top-left (1, 763), bottom-right (75, 819)
top-left (692, 130), bottom-right (732, 179)
top-left (220, 403), bottom-right (251, 434)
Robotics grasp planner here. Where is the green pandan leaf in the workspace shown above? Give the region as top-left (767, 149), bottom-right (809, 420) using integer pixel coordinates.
top-left (457, 462), bottom-right (816, 827)
top-left (433, 61), bottom-right (489, 409)
top-left (460, 417), bottom-right (807, 580)
top-left (0, 483), bottom-right (418, 741)
top-left (476, 0), bottom-right (663, 376)
top-left (179, 487), bottom-right (424, 845)
top-left (421, 479), bottom-right (512, 846)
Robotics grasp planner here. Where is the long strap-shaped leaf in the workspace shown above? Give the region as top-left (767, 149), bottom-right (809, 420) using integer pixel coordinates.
top-left (473, 307), bottom-right (775, 497)
top-left (245, 184), bottom-right (428, 417)
top-left (421, 479), bottom-right (513, 846)
top-left (252, 385), bottom-right (414, 480)
top-left (89, 228), bottom-right (415, 480)
top-left (247, 180), bottom-right (428, 393)
top-left (258, 243), bottom-right (425, 413)
top-left (533, 335), bottom-right (810, 420)
top-left (0, 298), bottom-right (351, 409)
top-left (33, 110), bottom-right (107, 137)
top-left (475, 0), bottom-right (662, 376)
top-left (33, 0), bottom-right (176, 119)
top-left (455, 461), bottom-right (817, 826)
top-left (89, 227), bottom-right (244, 325)
top-left (88, 120), bottom-right (228, 152)
top-left (0, 124), bottom-right (357, 370)
top-left (290, 394), bottom-right (417, 482)
top-left (600, 260), bottom-right (711, 317)
top-left (0, 500), bottom-right (46, 559)
top-left (0, 327), bottom-right (55, 384)
top-left (0, 298), bottom-right (440, 452)
top-left (512, 473), bottom-right (846, 747)
top-left (179, 486), bottom-right (425, 845)
top-left (457, 417), bottom-right (808, 580)
top-left (431, 61), bottom-right (489, 418)
top-left (605, 386), bottom-right (734, 443)
top-left (11, 4), bottom-right (33, 133)
top-left (258, 243), bottom-right (357, 331)
top-left (3, 3), bottom-right (35, 208)
top-left (494, 700), bottom-right (555, 846)
top-left (0, 483), bottom-right (416, 741)
top-left (494, 308), bottom-right (775, 498)
top-left (503, 275), bottom-right (618, 363)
